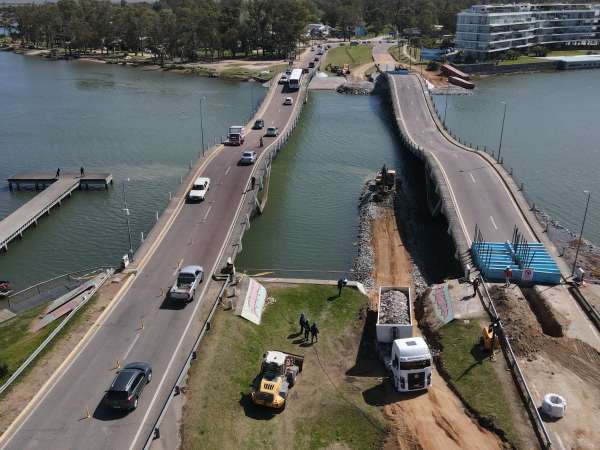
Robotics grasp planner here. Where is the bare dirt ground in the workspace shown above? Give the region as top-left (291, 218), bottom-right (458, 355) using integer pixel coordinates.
top-left (491, 285), bottom-right (600, 449)
top-left (349, 62), bottom-right (376, 81)
top-left (370, 206), bottom-right (504, 450)
top-left (0, 275), bottom-right (127, 434)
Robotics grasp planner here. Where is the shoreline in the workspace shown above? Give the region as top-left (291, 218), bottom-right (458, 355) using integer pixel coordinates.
top-left (1, 44), bottom-right (284, 82)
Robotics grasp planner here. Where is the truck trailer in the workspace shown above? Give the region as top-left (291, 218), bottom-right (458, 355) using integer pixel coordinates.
top-left (376, 286), bottom-right (433, 392)
top-left (227, 125), bottom-right (246, 145)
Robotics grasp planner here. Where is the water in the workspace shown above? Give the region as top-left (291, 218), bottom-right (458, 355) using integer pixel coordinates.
top-left (236, 91), bottom-right (406, 278)
top-left (0, 52), bottom-right (264, 289)
top-left (433, 70), bottom-right (600, 245)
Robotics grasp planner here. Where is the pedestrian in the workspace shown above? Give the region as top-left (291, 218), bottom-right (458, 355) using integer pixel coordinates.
top-left (299, 313), bottom-right (306, 334)
top-left (504, 266), bottom-right (512, 287)
top-left (55, 168), bottom-right (60, 178)
top-left (472, 277), bottom-right (480, 297)
top-left (304, 322), bottom-right (310, 341)
top-left (337, 277), bottom-right (348, 297)
top-left (259, 137), bottom-right (264, 147)
top-left (80, 166), bottom-right (85, 177)
top-left (310, 322), bottom-right (319, 343)
top-left (251, 176), bottom-right (256, 190)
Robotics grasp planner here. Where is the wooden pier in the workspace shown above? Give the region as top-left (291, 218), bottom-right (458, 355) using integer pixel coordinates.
top-left (1, 172), bottom-right (113, 252)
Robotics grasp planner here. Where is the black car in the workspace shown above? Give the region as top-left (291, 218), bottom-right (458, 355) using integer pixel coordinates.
top-left (104, 362), bottom-right (152, 411)
top-left (252, 119), bottom-right (265, 130)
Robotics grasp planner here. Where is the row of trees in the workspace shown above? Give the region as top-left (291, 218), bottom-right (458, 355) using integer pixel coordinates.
top-left (1, 0), bottom-right (316, 62)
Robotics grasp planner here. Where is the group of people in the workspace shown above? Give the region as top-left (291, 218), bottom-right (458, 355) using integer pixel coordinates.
top-left (54, 167), bottom-right (86, 178)
top-left (298, 313), bottom-right (319, 343)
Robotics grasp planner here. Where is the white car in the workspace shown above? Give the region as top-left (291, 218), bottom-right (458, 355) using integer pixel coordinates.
top-left (169, 265), bottom-right (204, 301)
top-left (239, 150), bottom-right (257, 165)
top-left (188, 177), bottom-right (210, 202)
top-left (265, 127), bottom-right (279, 137)
top-left (283, 97), bottom-right (293, 105)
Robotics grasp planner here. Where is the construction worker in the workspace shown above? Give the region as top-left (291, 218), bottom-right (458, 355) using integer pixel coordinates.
top-left (251, 176), bottom-right (256, 190)
top-left (55, 168), bottom-right (60, 178)
top-left (259, 136), bottom-right (264, 147)
top-left (80, 166), bottom-right (85, 177)
top-left (304, 321), bottom-right (310, 341)
top-left (310, 322), bottom-right (319, 343)
top-left (472, 277), bottom-right (480, 297)
top-left (337, 277), bottom-right (348, 297)
top-left (299, 313), bottom-right (306, 334)
top-left (504, 266), bottom-right (512, 287)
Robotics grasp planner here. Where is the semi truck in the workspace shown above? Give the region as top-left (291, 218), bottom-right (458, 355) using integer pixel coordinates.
top-left (376, 286), bottom-right (433, 392)
top-left (227, 125), bottom-right (246, 145)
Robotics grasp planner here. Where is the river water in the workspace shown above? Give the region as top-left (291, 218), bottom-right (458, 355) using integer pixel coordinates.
top-left (433, 70), bottom-right (600, 245)
top-left (0, 52), bottom-right (263, 288)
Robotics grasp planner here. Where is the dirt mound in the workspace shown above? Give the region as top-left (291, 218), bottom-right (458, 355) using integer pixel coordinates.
top-left (382, 382), bottom-right (504, 450)
top-left (490, 285), bottom-right (600, 390)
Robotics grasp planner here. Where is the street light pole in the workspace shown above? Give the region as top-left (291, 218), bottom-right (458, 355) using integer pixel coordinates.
top-left (200, 97), bottom-right (205, 157)
top-left (443, 83), bottom-right (449, 126)
top-left (497, 101), bottom-right (507, 162)
top-left (572, 190), bottom-right (591, 277)
top-left (122, 179), bottom-right (133, 261)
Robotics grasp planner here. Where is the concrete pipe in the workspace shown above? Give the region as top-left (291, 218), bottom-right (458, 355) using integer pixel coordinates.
top-left (541, 393), bottom-right (567, 419)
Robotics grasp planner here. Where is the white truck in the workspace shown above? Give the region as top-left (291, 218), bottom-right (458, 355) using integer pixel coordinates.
top-left (376, 286), bottom-right (433, 392)
top-left (228, 125), bottom-right (246, 146)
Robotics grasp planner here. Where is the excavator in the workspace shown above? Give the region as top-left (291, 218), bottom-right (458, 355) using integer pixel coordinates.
top-left (251, 350), bottom-right (304, 410)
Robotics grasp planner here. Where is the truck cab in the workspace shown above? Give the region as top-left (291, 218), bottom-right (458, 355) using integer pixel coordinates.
top-left (389, 337), bottom-right (432, 392)
top-left (228, 125), bottom-right (245, 145)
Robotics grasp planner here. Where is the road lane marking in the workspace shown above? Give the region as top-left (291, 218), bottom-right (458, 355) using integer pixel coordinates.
top-left (554, 432), bottom-right (566, 450)
top-left (224, 165), bottom-right (231, 176)
top-left (490, 216), bottom-right (498, 230)
top-left (470, 173), bottom-right (476, 184)
top-left (202, 205), bottom-right (213, 223)
top-left (172, 258), bottom-right (183, 277)
top-left (122, 333), bottom-right (141, 361)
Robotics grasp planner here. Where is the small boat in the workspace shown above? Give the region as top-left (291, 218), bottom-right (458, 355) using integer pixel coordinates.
top-left (448, 76), bottom-right (475, 90)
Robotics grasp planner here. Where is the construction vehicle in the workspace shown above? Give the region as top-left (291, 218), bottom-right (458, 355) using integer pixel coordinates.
top-left (376, 286), bottom-right (433, 392)
top-left (227, 125), bottom-right (246, 146)
top-left (343, 64), bottom-right (350, 74)
top-left (481, 321), bottom-right (501, 351)
top-left (251, 350), bottom-right (304, 410)
top-left (374, 164), bottom-right (396, 200)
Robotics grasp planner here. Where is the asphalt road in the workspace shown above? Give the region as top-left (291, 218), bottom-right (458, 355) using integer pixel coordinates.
top-left (1, 48), bottom-right (320, 450)
top-left (388, 74), bottom-right (536, 245)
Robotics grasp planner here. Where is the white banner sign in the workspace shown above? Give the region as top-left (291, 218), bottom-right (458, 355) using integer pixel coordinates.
top-left (522, 268), bottom-right (534, 282)
top-left (240, 278), bottom-right (267, 325)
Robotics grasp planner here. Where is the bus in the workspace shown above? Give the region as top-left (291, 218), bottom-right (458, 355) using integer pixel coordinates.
top-left (288, 69), bottom-right (303, 91)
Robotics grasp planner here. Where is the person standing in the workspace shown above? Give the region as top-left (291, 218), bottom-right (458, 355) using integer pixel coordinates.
top-left (337, 277), bottom-right (348, 297)
top-left (55, 168), bottom-right (60, 178)
top-left (259, 137), bottom-right (264, 147)
top-left (472, 277), bottom-right (480, 297)
top-left (299, 313), bottom-right (306, 334)
top-left (80, 166), bottom-right (85, 177)
top-left (251, 176), bottom-right (256, 190)
top-left (310, 322), bottom-right (319, 343)
top-left (304, 321), bottom-right (310, 341)
top-left (504, 266), bottom-right (512, 287)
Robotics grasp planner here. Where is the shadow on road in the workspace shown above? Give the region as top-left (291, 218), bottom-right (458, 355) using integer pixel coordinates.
top-left (92, 402), bottom-right (130, 421)
top-left (346, 309), bottom-right (387, 378)
top-left (362, 380), bottom-right (427, 407)
top-left (159, 296), bottom-right (188, 310)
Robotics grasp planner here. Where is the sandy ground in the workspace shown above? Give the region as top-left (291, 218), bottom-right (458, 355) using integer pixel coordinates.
top-left (0, 275), bottom-right (128, 434)
top-left (349, 61), bottom-right (376, 81)
top-left (370, 206), bottom-right (503, 450)
top-left (491, 285), bottom-right (600, 449)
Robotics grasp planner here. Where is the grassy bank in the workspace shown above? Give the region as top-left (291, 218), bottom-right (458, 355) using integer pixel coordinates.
top-left (324, 45), bottom-right (373, 69)
top-left (181, 283), bottom-right (387, 450)
top-left (438, 320), bottom-right (517, 444)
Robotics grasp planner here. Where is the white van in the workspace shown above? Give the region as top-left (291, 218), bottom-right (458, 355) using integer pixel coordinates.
top-left (188, 177), bottom-right (210, 202)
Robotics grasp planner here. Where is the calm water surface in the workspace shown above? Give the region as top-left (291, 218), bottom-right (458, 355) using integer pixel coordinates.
top-left (433, 70), bottom-right (600, 245)
top-left (0, 52), bottom-right (263, 288)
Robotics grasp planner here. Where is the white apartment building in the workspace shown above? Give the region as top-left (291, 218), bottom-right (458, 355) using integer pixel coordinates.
top-left (456, 3), bottom-right (600, 58)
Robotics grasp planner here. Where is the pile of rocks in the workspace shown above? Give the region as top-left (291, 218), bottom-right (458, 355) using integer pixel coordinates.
top-left (379, 289), bottom-right (410, 324)
top-left (352, 181), bottom-right (382, 290)
top-left (337, 81), bottom-right (373, 95)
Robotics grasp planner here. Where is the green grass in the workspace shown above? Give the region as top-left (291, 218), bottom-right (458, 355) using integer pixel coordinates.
top-left (439, 320), bottom-right (516, 444)
top-left (0, 303), bottom-right (61, 386)
top-left (388, 45), bottom-right (424, 65)
top-left (547, 49), bottom-right (598, 57)
top-left (219, 62), bottom-right (288, 81)
top-left (324, 45), bottom-right (373, 69)
top-left (182, 284), bottom-right (387, 450)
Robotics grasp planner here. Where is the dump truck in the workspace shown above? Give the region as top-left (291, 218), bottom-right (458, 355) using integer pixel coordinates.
top-left (251, 350), bottom-right (304, 410)
top-left (227, 125), bottom-right (246, 145)
top-left (376, 286), bottom-right (433, 392)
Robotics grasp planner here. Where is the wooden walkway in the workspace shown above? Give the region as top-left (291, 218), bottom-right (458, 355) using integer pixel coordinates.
top-left (1, 172), bottom-right (113, 251)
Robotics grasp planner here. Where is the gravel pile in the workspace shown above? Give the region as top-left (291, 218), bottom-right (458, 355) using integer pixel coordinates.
top-left (352, 181), bottom-right (384, 290)
top-left (337, 81), bottom-right (373, 95)
top-left (379, 289), bottom-right (410, 324)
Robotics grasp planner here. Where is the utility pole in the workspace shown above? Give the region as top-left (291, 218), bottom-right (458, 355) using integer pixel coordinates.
top-left (122, 179), bottom-right (133, 261)
top-left (572, 190), bottom-right (591, 277)
top-left (443, 83), bottom-right (449, 126)
top-left (497, 101), bottom-right (507, 162)
top-left (200, 97), bottom-right (205, 157)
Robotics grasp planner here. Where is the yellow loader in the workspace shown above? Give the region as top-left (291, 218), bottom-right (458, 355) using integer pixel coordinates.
top-left (251, 350), bottom-right (304, 410)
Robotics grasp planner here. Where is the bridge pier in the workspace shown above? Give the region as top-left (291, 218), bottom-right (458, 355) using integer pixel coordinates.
top-left (425, 168), bottom-right (442, 217)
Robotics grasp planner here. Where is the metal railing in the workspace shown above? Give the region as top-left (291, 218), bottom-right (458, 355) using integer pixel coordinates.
top-left (478, 278), bottom-right (553, 449)
top-left (142, 277), bottom-right (230, 449)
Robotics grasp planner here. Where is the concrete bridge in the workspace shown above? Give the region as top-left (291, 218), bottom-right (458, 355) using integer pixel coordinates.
top-left (0, 48), bottom-right (320, 450)
top-left (378, 72), bottom-right (539, 267)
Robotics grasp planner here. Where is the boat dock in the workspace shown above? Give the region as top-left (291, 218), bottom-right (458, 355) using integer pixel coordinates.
top-left (1, 172), bottom-right (113, 251)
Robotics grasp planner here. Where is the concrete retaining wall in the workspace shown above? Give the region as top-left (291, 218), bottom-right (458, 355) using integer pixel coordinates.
top-left (456, 61), bottom-right (558, 75)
